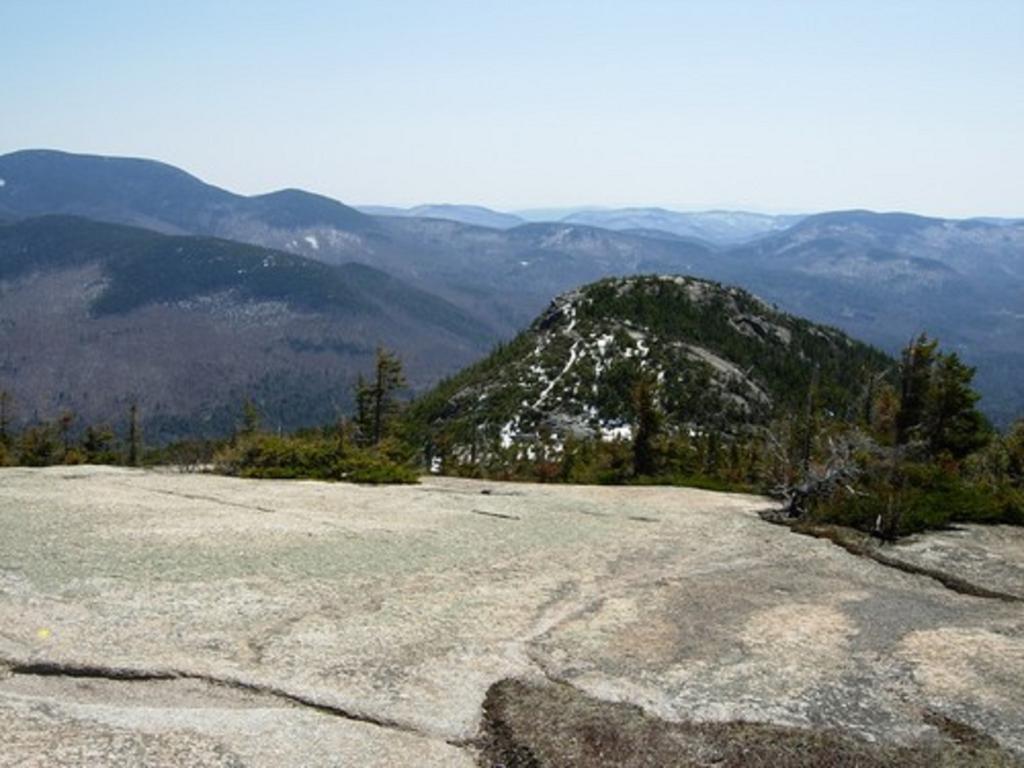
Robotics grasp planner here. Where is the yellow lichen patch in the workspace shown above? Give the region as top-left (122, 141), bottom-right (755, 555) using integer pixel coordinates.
top-left (734, 602), bottom-right (858, 694)
top-left (899, 628), bottom-right (1024, 710)
top-left (549, 595), bottom-right (680, 664)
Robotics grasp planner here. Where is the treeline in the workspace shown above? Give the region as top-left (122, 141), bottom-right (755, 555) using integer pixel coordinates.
top-left (212, 347), bottom-right (416, 484)
top-left (4, 335), bottom-right (1022, 539)
top-left (0, 348), bottom-right (416, 483)
top-left (792, 334), bottom-right (1024, 537)
top-left (421, 334), bottom-right (1024, 537)
top-left (0, 394), bottom-right (144, 468)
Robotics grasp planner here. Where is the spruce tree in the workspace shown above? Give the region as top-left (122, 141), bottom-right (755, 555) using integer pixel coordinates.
top-left (240, 397), bottom-right (261, 437)
top-left (798, 365), bottom-right (820, 473)
top-left (354, 373), bottom-right (374, 445)
top-left (1006, 420), bottom-right (1024, 484)
top-left (353, 348), bottom-right (407, 446)
top-left (871, 382), bottom-right (900, 444)
top-left (19, 424), bottom-right (59, 467)
top-left (631, 374), bottom-right (661, 477)
top-left (83, 425), bottom-right (115, 464)
top-left (127, 401), bottom-right (140, 467)
top-left (896, 334), bottom-right (938, 445)
top-left (59, 410), bottom-right (74, 459)
top-left (924, 352), bottom-right (989, 458)
top-left (0, 390), bottom-right (10, 447)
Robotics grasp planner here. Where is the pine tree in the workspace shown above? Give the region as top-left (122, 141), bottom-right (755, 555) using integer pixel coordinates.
top-left (58, 410), bottom-right (75, 459)
top-left (353, 348), bottom-right (407, 446)
top-left (335, 416), bottom-right (355, 454)
top-left (354, 374), bottom-right (373, 445)
top-left (893, 335), bottom-right (989, 459)
top-left (704, 431), bottom-right (721, 475)
top-left (127, 401), bottom-right (140, 467)
top-left (871, 382), bottom-right (900, 444)
top-left (896, 334), bottom-right (938, 445)
top-left (19, 424), bottom-right (59, 467)
top-left (82, 424), bottom-right (116, 464)
top-left (1006, 420), bottom-right (1024, 484)
top-left (240, 397), bottom-right (261, 437)
top-left (631, 374), bottom-right (661, 477)
top-left (0, 390), bottom-right (10, 447)
top-left (798, 365), bottom-right (820, 473)
top-left (924, 352), bottom-right (990, 458)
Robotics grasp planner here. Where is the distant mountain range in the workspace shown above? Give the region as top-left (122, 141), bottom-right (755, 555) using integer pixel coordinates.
top-left (557, 208), bottom-right (805, 244)
top-left (357, 204), bottom-right (526, 230)
top-left (699, 212), bottom-right (1024, 425)
top-left (2, 149), bottom-right (1022, 429)
top-left (0, 149), bottom-right (376, 236)
top-left (355, 203), bottom-right (804, 245)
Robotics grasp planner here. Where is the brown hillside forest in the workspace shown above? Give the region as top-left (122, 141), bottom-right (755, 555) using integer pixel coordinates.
top-left (2, 336), bottom-right (1022, 539)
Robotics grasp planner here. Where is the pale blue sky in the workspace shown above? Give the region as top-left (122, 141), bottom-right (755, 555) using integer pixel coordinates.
top-left (3, 1), bottom-right (1022, 216)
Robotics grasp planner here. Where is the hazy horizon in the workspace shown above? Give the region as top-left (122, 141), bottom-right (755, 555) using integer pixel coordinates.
top-left (3, 1), bottom-right (1022, 218)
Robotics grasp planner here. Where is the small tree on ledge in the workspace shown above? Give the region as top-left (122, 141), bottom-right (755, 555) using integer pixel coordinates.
top-left (355, 347), bottom-right (407, 447)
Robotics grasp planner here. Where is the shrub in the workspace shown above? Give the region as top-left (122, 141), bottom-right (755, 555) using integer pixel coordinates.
top-left (808, 460), bottom-right (1023, 537)
top-left (18, 425), bottom-right (60, 466)
top-left (159, 438), bottom-right (222, 471)
top-left (214, 432), bottom-right (417, 484)
top-left (62, 448), bottom-right (85, 465)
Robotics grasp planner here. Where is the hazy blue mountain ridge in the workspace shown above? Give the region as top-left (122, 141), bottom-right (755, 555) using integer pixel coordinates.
top-left (2, 149), bottom-right (1022, 425)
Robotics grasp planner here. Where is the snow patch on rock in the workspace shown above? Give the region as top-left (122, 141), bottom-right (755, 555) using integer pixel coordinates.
top-left (600, 423), bottom-right (633, 441)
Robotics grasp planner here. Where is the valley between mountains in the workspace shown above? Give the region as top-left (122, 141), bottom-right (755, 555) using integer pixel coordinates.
top-left (2, 149), bottom-right (1023, 436)
top-left (4, 5), bottom-right (1022, 768)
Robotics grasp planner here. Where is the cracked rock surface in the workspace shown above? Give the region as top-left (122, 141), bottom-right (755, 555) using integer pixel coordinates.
top-left (883, 525), bottom-right (1024, 601)
top-left (1, 466), bottom-right (1022, 766)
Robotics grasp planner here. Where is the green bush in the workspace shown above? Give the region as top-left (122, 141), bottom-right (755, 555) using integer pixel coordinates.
top-left (339, 452), bottom-right (418, 484)
top-left (18, 425), bottom-right (60, 466)
top-left (809, 461), bottom-right (1024, 537)
top-left (215, 433), bottom-right (417, 484)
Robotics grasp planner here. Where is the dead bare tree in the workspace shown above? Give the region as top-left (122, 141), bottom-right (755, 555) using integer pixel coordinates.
top-left (778, 434), bottom-right (865, 517)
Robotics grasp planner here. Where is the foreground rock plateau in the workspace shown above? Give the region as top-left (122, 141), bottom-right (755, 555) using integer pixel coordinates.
top-left (0, 466), bottom-right (1022, 766)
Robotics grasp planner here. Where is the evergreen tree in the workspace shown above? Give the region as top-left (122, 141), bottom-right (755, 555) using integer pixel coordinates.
top-left (704, 431), bottom-right (721, 475)
top-left (924, 352), bottom-right (990, 458)
top-left (354, 373), bottom-right (374, 445)
top-left (127, 401), bottom-right (140, 466)
top-left (1006, 419), bottom-right (1024, 484)
top-left (0, 389), bottom-right (10, 447)
top-left (896, 334), bottom-right (938, 444)
top-left (240, 397), bottom-right (261, 437)
top-left (335, 416), bottom-right (356, 454)
top-left (354, 348), bottom-right (407, 446)
top-left (631, 374), bottom-right (661, 476)
top-left (892, 335), bottom-right (989, 459)
top-left (798, 365), bottom-right (820, 473)
top-left (82, 424), bottom-right (116, 464)
top-left (19, 424), bottom-right (59, 466)
top-left (58, 410), bottom-right (75, 459)
top-left (871, 382), bottom-right (900, 444)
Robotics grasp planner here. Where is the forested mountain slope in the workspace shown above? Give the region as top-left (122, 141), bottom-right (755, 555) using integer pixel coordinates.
top-left (409, 275), bottom-right (892, 454)
top-left (3, 150), bottom-right (1021, 424)
top-left (0, 216), bottom-right (493, 439)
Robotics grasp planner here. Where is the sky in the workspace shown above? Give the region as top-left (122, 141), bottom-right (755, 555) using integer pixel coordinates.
top-left (2, 0), bottom-right (1022, 217)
